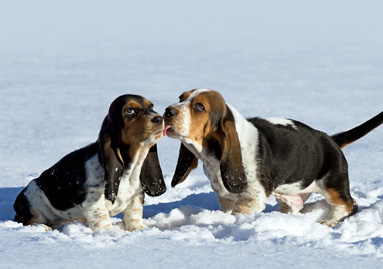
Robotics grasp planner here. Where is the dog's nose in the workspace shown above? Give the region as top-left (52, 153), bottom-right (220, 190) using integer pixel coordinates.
top-left (151, 115), bottom-right (163, 125)
top-left (164, 107), bottom-right (177, 118)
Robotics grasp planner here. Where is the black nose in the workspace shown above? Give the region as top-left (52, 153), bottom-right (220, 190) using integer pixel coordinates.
top-left (151, 115), bottom-right (163, 125)
top-left (164, 107), bottom-right (177, 118)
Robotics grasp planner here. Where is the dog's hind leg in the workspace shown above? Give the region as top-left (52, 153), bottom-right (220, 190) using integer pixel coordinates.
top-left (320, 175), bottom-right (358, 227)
top-left (30, 223), bottom-right (53, 231)
top-left (14, 187), bottom-right (50, 228)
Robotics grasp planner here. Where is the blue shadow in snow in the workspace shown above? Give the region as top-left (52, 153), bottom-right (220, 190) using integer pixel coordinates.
top-left (371, 237), bottom-right (383, 248)
top-left (0, 187), bottom-right (23, 221)
top-left (144, 192), bottom-right (219, 218)
top-left (143, 191), bottom-right (279, 218)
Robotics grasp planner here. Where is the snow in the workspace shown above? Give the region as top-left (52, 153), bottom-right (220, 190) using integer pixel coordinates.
top-left (1, 0), bottom-right (383, 268)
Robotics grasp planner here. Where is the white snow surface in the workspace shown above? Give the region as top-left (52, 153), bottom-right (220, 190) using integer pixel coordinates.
top-left (1, 0), bottom-right (383, 268)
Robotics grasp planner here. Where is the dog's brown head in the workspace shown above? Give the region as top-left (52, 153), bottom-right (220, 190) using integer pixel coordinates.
top-left (99, 94), bottom-right (166, 203)
top-left (163, 89), bottom-right (247, 193)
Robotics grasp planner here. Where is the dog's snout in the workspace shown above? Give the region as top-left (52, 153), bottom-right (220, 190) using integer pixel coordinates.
top-left (151, 115), bottom-right (163, 125)
top-left (164, 107), bottom-right (177, 118)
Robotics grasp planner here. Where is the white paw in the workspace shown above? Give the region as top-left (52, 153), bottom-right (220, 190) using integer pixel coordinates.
top-left (31, 223), bottom-right (53, 232)
top-left (126, 221), bottom-right (147, 232)
top-left (319, 220), bottom-right (339, 227)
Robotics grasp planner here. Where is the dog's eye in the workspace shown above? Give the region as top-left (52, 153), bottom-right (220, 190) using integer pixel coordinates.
top-left (126, 107), bottom-right (137, 116)
top-left (194, 103), bottom-right (205, 112)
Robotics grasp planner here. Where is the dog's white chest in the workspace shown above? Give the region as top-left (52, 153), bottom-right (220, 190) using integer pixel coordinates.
top-left (106, 168), bottom-right (142, 215)
top-left (202, 105), bottom-right (262, 200)
top-left (84, 154), bottom-right (142, 217)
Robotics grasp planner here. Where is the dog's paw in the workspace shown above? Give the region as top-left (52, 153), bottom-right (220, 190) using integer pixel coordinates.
top-left (319, 220), bottom-right (339, 227)
top-left (31, 223), bottom-right (53, 232)
top-left (126, 221), bottom-right (147, 232)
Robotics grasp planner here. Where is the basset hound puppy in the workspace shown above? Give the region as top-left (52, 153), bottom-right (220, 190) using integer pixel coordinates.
top-left (14, 94), bottom-right (166, 232)
top-left (163, 89), bottom-right (383, 227)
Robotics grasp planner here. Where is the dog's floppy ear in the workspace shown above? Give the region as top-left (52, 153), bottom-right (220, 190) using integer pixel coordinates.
top-left (219, 107), bottom-right (247, 193)
top-left (140, 144), bottom-right (166, 196)
top-left (171, 143), bottom-right (198, 187)
top-left (99, 116), bottom-right (124, 204)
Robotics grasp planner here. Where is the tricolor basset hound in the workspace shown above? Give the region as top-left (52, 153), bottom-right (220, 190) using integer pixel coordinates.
top-left (163, 89), bottom-right (383, 227)
top-left (14, 94), bottom-right (166, 232)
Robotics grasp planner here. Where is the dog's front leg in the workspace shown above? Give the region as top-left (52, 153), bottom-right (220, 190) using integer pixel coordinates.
top-left (232, 192), bottom-right (266, 215)
top-left (217, 195), bottom-right (236, 214)
top-left (82, 193), bottom-right (113, 231)
top-left (123, 193), bottom-right (146, 232)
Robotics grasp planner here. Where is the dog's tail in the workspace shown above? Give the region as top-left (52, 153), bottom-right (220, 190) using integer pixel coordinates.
top-left (331, 111), bottom-right (383, 149)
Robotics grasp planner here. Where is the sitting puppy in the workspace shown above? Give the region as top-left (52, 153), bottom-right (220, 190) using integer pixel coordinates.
top-left (163, 89), bottom-right (383, 227)
top-left (14, 94), bottom-right (166, 232)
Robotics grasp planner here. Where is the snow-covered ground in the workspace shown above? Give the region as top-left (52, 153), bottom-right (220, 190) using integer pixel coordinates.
top-left (1, 0), bottom-right (383, 268)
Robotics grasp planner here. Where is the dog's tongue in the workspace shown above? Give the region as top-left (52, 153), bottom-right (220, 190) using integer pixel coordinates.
top-left (163, 125), bottom-right (172, 136)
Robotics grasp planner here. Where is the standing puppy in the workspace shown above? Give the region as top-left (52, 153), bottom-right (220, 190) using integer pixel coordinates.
top-left (14, 94), bottom-right (166, 231)
top-left (163, 89), bottom-right (383, 227)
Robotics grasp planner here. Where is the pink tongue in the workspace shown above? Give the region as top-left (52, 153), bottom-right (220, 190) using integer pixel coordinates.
top-left (163, 125), bottom-right (171, 136)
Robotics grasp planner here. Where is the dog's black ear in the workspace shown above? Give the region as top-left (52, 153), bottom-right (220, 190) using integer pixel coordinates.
top-left (219, 107), bottom-right (247, 193)
top-left (99, 116), bottom-right (124, 204)
top-left (171, 143), bottom-right (198, 187)
top-left (140, 144), bottom-right (166, 196)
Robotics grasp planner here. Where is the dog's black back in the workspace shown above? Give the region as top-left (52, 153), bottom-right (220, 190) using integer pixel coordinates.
top-left (248, 117), bottom-right (347, 196)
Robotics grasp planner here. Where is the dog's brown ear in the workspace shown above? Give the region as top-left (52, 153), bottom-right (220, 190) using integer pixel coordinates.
top-left (99, 116), bottom-right (124, 204)
top-left (140, 144), bottom-right (166, 196)
top-left (171, 143), bottom-right (198, 187)
top-left (219, 107), bottom-right (247, 193)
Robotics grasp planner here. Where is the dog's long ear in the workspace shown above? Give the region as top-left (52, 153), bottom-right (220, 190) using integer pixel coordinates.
top-left (219, 107), bottom-right (247, 193)
top-left (171, 143), bottom-right (198, 187)
top-left (99, 116), bottom-right (124, 204)
top-left (140, 144), bottom-right (166, 196)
